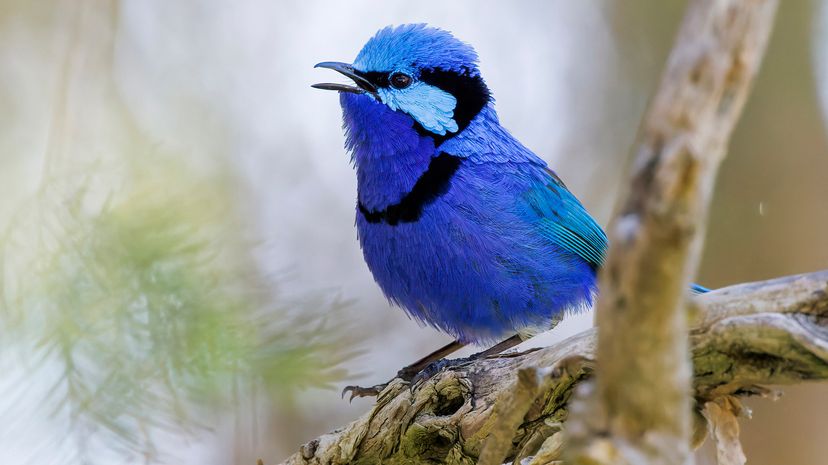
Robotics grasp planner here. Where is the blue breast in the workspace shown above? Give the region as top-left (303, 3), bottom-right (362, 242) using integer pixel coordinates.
top-left (342, 93), bottom-right (601, 343)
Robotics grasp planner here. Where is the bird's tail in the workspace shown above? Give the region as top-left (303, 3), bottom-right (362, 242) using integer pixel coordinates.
top-left (690, 283), bottom-right (710, 294)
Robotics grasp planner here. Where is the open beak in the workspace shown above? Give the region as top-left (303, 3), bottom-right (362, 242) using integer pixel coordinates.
top-left (312, 62), bottom-right (378, 95)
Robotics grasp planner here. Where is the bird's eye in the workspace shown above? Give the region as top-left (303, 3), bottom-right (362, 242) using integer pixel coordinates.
top-left (390, 72), bottom-right (412, 89)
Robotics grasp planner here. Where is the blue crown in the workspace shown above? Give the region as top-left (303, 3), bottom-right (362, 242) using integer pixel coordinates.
top-left (354, 24), bottom-right (480, 77)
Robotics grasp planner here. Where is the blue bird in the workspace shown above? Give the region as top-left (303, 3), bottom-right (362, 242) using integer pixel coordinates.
top-left (314, 24), bottom-right (705, 397)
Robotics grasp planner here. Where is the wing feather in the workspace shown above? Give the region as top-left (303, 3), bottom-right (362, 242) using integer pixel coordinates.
top-left (525, 169), bottom-right (608, 269)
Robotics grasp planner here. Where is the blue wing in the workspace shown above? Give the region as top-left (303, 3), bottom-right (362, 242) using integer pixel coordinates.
top-left (524, 169), bottom-right (712, 292)
top-left (523, 169), bottom-right (608, 269)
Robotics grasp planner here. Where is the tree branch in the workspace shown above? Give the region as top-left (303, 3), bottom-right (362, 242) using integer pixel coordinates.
top-left (569, 0), bottom-right (778, 463)
top-left (279, 270), bottom-right (828, 465)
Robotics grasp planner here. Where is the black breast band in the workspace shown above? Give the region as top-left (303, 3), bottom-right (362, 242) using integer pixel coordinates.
top-left (359, 152), bottom-right (462, 225)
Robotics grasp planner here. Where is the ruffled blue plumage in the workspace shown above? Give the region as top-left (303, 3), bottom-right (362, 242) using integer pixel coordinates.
top-left (354, 24), bottom-right (480, 76)
top-left (342, 91), bottom-right (603, 343)
top-left (325, 24), bottom-right (696, 344)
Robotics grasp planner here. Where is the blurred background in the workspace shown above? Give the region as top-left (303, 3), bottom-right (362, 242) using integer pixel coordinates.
top-left (0, 0), bottom-right (826, 464)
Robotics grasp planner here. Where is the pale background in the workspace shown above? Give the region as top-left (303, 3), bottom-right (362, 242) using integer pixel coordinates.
top-left (0, 1), bottom-right (826, 464)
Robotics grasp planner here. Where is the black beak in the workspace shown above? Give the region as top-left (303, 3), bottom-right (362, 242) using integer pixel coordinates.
top-left (312, 62), bottom-right (378, 95)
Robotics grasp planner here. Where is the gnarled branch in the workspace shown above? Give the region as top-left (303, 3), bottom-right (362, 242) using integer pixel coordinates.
top-left (280, 270), bottom-right (828, 465)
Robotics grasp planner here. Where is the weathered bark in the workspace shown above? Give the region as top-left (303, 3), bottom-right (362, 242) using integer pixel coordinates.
top-left (279, 270), bottom-right (828, 465)
top-left (567, 0), bottom-right (778, 463)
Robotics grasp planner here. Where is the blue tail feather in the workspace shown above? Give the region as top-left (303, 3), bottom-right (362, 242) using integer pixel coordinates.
top-left (690, 283), bottom-right (710, 294)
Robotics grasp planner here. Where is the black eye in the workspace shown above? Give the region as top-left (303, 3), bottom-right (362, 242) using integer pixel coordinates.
top-left (390, 72), bottom-right (412, 89)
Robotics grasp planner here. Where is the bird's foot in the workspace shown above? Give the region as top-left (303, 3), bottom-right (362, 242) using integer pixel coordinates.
top-left (341, 383), bottom-right (388, 402)
top-left (408, 356), bottom-right (474, 391)
top-left (340, 357), bottom-right (475, 402)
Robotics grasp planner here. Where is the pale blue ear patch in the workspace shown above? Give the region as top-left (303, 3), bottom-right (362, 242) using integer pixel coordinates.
top-left (378, 82), bottom-right (459, 135)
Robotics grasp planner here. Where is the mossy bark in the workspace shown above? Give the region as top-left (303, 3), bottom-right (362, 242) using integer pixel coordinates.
top-left (280, 271), bottom-right (828, 465)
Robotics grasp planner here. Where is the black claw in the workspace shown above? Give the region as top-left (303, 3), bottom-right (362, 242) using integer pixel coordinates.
top-left (395, 366), bottom-right (420, 382)
top-left (339, 358), bottom-right (468, 402)
top-left (340, 337), bottom-right (520, 401)
top-left (341, 384), bottom-right (387, 402)
top-left (409, 357), bottom-right (473, 392)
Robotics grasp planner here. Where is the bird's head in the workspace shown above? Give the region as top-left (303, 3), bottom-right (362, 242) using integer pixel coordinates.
top-left (314, 24), bottom-right (491, 139)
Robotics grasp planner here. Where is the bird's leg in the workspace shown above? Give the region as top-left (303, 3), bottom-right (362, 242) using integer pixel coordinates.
top-left (341, 339), bottom-right (467, 401)
top-left (341, 334), bottom-right (531, 401)
top-left (473, 333), bottom-right (524, 357)
top-left (407, 334), bottom-right (525, 388)
top-left (395, 339), bottom-right (467, 380)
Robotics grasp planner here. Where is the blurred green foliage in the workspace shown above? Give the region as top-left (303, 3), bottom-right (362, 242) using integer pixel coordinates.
top-left (0, 154), bottom-right (355, 462)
